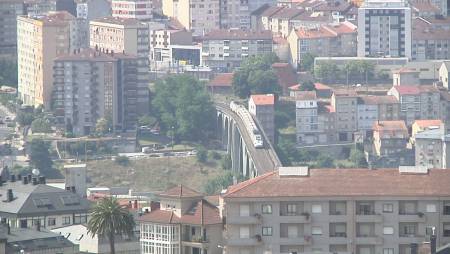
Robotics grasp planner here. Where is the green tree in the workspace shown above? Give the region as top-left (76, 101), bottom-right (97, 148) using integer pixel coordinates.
top-left (138, 115), bottom-right (155, 127)
top-left (203, 171), bottom-right (244, 194)
top-left (87, 197), bottom-right (135, 254)
top-left (196, 146), bottom-right (208, 163)
top-left (220, 154), bottom-right (232, 170)
top-left (316, 154), bottom-right (335, 168)
top-left (0, 59), bottom-right (18, 87)
top-left (232, 53), bottom-right (280, 98)
top-left (29, 139), bottom-right (53, 173)
top-left (16, 111), bottom-right (35, 126)
top-left (314, 62), bottom-right (339, 84)
top-left (300, 53), bottom-right (316, 72)
top-left (115, 156), bottom-right (130, 166)
top-left (349, 147), bottom-right (368, 168)
top-left (152, 75), bottom-right (215, 141)
top-left (95, 118), bottom-right (111, 135)
top-left (31, 118), bottom-right (52, 133)
top-left (357, 60), bottom-right (375, 85)
top-left (299, 81), bottom-right (316, 91)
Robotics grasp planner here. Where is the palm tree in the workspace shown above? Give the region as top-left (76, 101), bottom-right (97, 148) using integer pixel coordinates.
top-left (87, 197), bottom-right (136, 254)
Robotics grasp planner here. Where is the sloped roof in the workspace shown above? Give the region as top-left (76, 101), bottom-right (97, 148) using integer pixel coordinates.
top-left (251, 94), bottom-right (275, 105)
top-left (223, 168), bottom-right (450, 198)
top-left (373, 120), bottom-right (408, 135)
top-left (137, 209), bottom-right (181, 224)
top-left (0, 181), bottom-right (90, 216)
top-left (413, 119), bottom-right (442, 129)
top-left (159, 185), bottom-right (203, 198)
top-left (208, 73), bottom-right (233, 87)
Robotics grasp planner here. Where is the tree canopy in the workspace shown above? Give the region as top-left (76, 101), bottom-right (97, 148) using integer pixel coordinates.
top-left (152, 74), bottom-right (215, 142)
top-left (232, 53), bottom-right (281, 98)
top-left (300, 53), bottom-right (316, 72)
top-left (31, 118), bottom-right (52, 133)
top-left (29, 139), bottom-right (53, 173)
top-left (0, 59), bottom-right (18, 87)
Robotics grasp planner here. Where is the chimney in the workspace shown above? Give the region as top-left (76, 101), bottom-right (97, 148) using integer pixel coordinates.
top-left (28, 174), bottom-right (32, 183)
top-left (71, 186), bottom-right (76, 193)
top-left (133, 200), bottom-right (138, 209)
top-left (66, 186), bottom-right (71, 191)
top-left (23, 177), bottom-right (28, 184)
top-left (39, 176), bottom-right (46, 184)
top-left (32, 177), bottom-right (38, 185)
top-left (17, 174), bottom-right (22, 181)
top-left (35, 221), bottom-right (41, 231)
top-left (128, 200), bottom-right (132, 208)
top-left (10, 175), bottom-right (15, 182)
top-left (7, 224), bottom-right (10, 235)
top-left (7, 189), bottom-right (13, 202)
top-left (431, 227), bottom-right (437, 254)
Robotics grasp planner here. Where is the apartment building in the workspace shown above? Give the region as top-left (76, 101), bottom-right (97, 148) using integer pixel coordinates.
top-left (220, 166), bottom-right (450, 254)
top-left (393, 68), bottom-right (421, 86)
top-left (24, 0), bottom-right (77, 16)
top-left (112, 0), bottom-right (153, 21)
top-left (412, 17), bottom-right (450, 61)
top-left (220, 0), bottom-right (276, 30)
top-left (90, 17), bottom-right (150, 115)
top-left (288, 22), bottom-right (357, 69)
top-left (411, 119), bottom-right (443, 144)
top-left (331, 90), bottom-right (358, 142)
top-left (388, 85), bottom-right (440, 126)
top-left (441, 61), bottom-right (450, 89)
top-left (201, 29), bottom-right (273, 71)
top-left (52, 48), bottom-right (139, 135)
top-left (0, 0), bottom-right (24, 59)
top-left (76, 0), bottom-right (111, 20)
top-left (17, 11), bottom-right (85, 109)
top-left (357, 96), bottom-right (401, 137)
top-left (373, 120), bottom-right (409, 157)
top-left (357, 0), bottom-right (412, 58)
top-left (415, 127), bottom-right (450, 169)
top-left (249, 94), bottom-right (275, 144)
top-left (149, 29), bottom-right (197, 65)
top-left (162, 0), bottom-right (220, 36)
top-left (138, 185), bottom-right (223, 254)
top-left (0, 173), bottom-right (90, 230)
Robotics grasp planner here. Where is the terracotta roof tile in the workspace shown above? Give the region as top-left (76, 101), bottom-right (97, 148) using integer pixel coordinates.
top-left (137, 209), bottom-right (181, 224)
top-left (250, 94), bottom-right (275, 105)
top-left (314, 82), bottom-right (332, 90)
top-left (272, 62), bottom-right (298, 92)
top-left (393, 86), bottom-right (421, 95)
top-left (413, 119), bottom-right (442, 128)
top-left (159, 185), bottom-right (203, 198)
top-left (223, 168), bottom-right (450, 198)
top-left (181, 200), bottom-right (222, 225)
top-left (373, 120), bottom-right (408, 135)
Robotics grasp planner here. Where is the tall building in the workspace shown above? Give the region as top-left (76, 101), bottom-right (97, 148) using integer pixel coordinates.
top-left (220, 0), bottom-right (276, 30)
top-left (331, 89), bottom-right (359, 142)
top-left (0, 0), bottom-right (24, 60)
top-left (248, 94), bottom-right (275, 144)
top-left (201, 29), bottom-right (273, 71)
top-left (221, 166), bottom-right (450, 254)
top-left (17, 11), bottom-right (84, 109)
top-left (357, 0), bottom-right (412, 58)
top-left (112, 0), bottom-right (153, 21)
top-left (24, 0), bottom-right (77, 16)
top-left (162, 0), bottom-right (220, 36)
top-left (53, 48), bottom-right (139, 135)
top-left (76, 0), bottom-right (111, 20)
top-left (90, 17), bottom-right (150, 115)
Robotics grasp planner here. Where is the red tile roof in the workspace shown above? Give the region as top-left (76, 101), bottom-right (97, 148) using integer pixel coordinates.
top-left (314, 82), bottom-right (332, 90)
top-left (223, 168), bottom-right (450, 198)
top-left (295, 22), bottom-right (356, 39)
top-left (208, 73), bottom-right (233, 87)
top-left (413, 119), bottom-right (442, 128)
top-left (272, 62), bottom-right (298, 93)
top-left (250, 94), bottom-right (275, 105)
top-left (373, 120), bottom-right (408, 135)
top-left (138, 199), bottom-right (221, 225)
top-left (393, 86), bottom-right (421, 95)
top-left (159, 185), bottom-right (203, 198)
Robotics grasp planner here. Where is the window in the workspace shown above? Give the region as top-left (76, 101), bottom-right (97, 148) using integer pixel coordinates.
top-left (400, 223), bottom-right (417, 237)
top-left (312, 227), bottom-right (322, 235)
top-left (240, 226), bottom-right (250, 238)
top-left (287, 225), bottom-right (299, 238)
top-left (383, 226), bottom-right (394, 235)
top-left (444, 223), bottom-right (450, 237)
top-left (240, 204), bottom-right (250, 216)
top-left (262, 204), bottom-right (272, 214)
top-left (262, 227), bottom-right (272, 236)
top-left (74, 214), bottom-right (87, 224)
top-left (312, 204), bottom-right (322, 214)
top-left (287, 204), bottom-right (297, 215)
top-left (426, 204), bottom-right (436, 213)
top-left (330, 201), bottom-right (346, 215)
top-left (48, 218), bottom-right (56, 226)
top-left (63, 216), bottom-right (71, 225)
top-left (383, 248), bottom-right (394, 254)
top-left (383, 203), bottom-right (394, 213)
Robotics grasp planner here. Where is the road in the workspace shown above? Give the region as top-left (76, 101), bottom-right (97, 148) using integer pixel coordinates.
top-left (0, 104), bottom-right (16, 168)
top-left (215, 103), bottom-right (281, 175)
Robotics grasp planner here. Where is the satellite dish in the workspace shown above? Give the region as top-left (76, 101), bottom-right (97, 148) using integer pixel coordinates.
top-left (32, 168), bottom-right (40, 176)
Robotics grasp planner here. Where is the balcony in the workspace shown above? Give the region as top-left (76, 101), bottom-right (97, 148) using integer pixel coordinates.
top-left (398, 235), bottom-right (426, 243)
top-left (226, 214), bottom-right (262, 224)
top-left (355, 214), bottom-right (383, 223)
top-left (398, 213), bottom-right (426, 222)
top-left (278, 236), bottom-right (312, 245)
top-left (227, 235), bottom-right (262, 246)
top-left (279, 213), bottom-right (311, 223)
top-left (355, 236), bottom-right (383, 245)
top-left (182, 235), bottom-right (208, 248)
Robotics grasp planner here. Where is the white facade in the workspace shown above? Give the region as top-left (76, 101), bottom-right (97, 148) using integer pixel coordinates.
top-left (112, 0), bottom-right (153, 21)
top-left (64, 164), bottom-right (87, 197)
top-left (140, 223), bottom-right (180, 254)
top-left (357, 0), bottom-right (412, 58)
top-left (357, 103), bottom-right (378, 134)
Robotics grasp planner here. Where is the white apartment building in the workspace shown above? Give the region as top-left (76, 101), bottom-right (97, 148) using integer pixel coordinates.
top-left (90, 17), bottom-right (150, 115)
top-left (221, 166), bottom-right (450, 254)
top-left (17, 11), bottom-right (85, 109)
top-left (201, 29), bottom-right (273, 71)
top-left (112, 0), bottom-right (153, 21)
top-left (357, 0), bottom-right (412, 58)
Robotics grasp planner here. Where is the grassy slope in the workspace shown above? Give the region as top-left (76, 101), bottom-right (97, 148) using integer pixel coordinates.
top-left (87, 156), bottom-right (224, 192)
